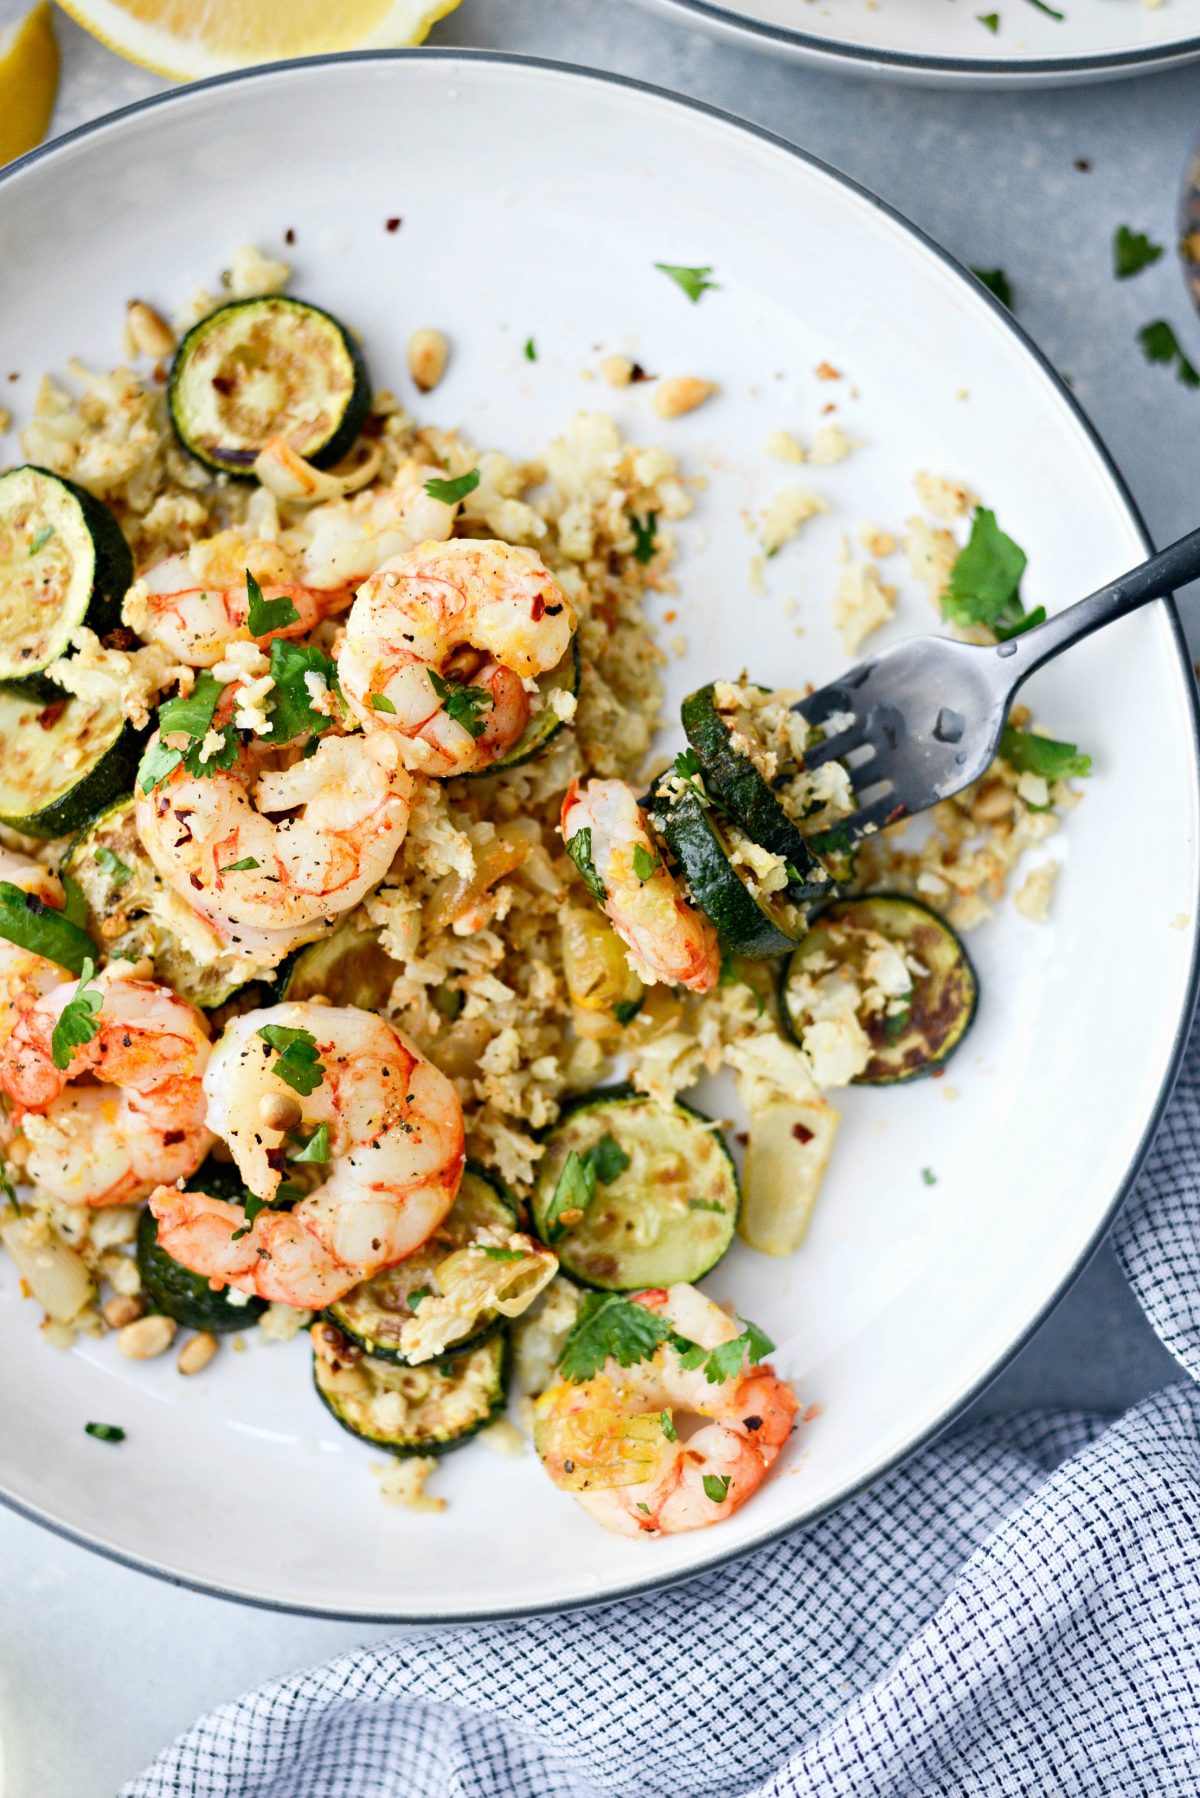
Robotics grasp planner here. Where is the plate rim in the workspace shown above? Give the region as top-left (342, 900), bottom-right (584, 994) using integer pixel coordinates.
top-left (2, 45), bottom-right (1197, 1624)
top-left (635, 0), bottom-right (1200, 81)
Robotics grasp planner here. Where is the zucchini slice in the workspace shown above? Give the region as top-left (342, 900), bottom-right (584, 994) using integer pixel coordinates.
top-left (0, 687), bottom-right (141, 839)
top-left (324, 1164), bottom-right (519, 1364)
top-left (313, 1331), bottom-right (508, 1456)
top-left (280, 916), bottom-right (403, 1011)
top-left (681, 682), bottom-right (836, 904)
top-left (530, 1086), bottom-right (739, 1291)
top-left (462, 637), bottom-right (580, 778)
top-left (780, 894), bottom-right (978, 1084)
top-left (0, 466), bottom-right (133, 684)
top-left (137, 1185), bottom-right (267, 1332)
top-left (168, 296), bottom-right (370, 478)
top-left (648, 774), bottom-right (807, 959)
top-left (61, 796), bottom-right (250, 1008)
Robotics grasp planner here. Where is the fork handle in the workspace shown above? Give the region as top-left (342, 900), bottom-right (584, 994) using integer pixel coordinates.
top-left (998, 523), bottom-right (1200, 684)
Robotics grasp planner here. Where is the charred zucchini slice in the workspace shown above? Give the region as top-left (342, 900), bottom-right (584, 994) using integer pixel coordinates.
top-left (780, 894), bottom-right (978, 1084)
top-left (168, 296), bottom-right (370, 478)
top-left (0, 466), bottom-right (133, 684)
top-left (0, 687), bottom-right (141, 838)
top-left (61, 796), bottom-right (249, 1008)
top-left (648, 773), bottom-right (807, 959)
top-left (137, 1182), bottom-right (267, 1332)
top-left (313, 1332), bottom-right (508, 1456)
top-left (324, 1164), bottom-right (520, 1364)
top-left (530, 1085), bottom-right (738, 1291)
top-left (681, 683), bottom-right (835, 904)
top-left (280, 916), bottom-right (403, 1010)
top-left (463, 636), bottom-right (580, 777)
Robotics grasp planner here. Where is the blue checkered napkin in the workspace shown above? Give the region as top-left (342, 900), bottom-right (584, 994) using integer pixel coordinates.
top-left (125, 1029), bottom-right (1200, 1798)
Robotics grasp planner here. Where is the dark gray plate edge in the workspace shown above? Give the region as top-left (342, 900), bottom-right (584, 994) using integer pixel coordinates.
top-left (1, 45), bottom-right (1197, 1627)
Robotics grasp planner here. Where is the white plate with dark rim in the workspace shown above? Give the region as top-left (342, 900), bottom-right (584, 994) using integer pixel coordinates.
top-left (0, 50), bottom-right (1197, 1622)
top-left (634, 0), bottom-right (1200, 86)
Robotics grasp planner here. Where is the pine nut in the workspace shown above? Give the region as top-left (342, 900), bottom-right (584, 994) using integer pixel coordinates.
top-left (102, 1293), bottom-right (145, 1329)
top-left (970, 781), bottom-right (1015, 824)
top-left (125, 300), bottom-right (176, 360)
top-left (177, 1332), bottom-right (218, 1376)
top-left (118, 1314), bottom-right (176, 1359)
top-left (259, 1093), bottom-right (302, 1132)
top-left (408, 328), bottom-right (449, 394)
top-left (600, 354), bottom-right (635, 389)
top-left (652, 376), bottom-right (717, 420)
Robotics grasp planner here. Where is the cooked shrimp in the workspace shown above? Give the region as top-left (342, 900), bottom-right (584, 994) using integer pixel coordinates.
top-left (534, 1284), bottom-right (798, 1537)
top-left (0, 965), bottom-right (213, 1206)
top-left (339, 538), bottom-right (576, 775)
top-left (561, 778), bottom-right (720, 992)
top-left (135, 719), bottom-right (413, 958)
top-left (149, 1004), bottom-right (465, 1309)
top-left (0, 849), bottom-right (71, 1049)
top-left (134, 534), bottom-right (338, 668)
top-left (297, 458), bottom-right (458, 591)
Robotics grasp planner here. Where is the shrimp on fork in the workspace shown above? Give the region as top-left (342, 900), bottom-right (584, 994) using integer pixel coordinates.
top-left (149, 1004), bottom-right (465, 1309)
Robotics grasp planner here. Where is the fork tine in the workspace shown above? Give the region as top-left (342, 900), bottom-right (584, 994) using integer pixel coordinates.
top-left (800, 712), bottom-right (874, 770)
top-left (842, 790), bottom-right (909, 840)
top-left (791, 678), bottom-right (861, 729)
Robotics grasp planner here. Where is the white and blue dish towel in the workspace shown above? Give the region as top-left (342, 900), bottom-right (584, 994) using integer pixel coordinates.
top-left (124, 1017), bottom-right (1200, 1797)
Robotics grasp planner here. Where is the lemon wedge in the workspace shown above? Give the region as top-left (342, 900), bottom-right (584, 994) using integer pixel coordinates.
top-left (55, 0), bottom-right (462, 81)
top-left (0, 2), bottom-right (60, 167)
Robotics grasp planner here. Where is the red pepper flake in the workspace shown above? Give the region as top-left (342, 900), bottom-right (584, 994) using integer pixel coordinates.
top-left (734, 1130), bottom-right (749, 1147)
top-left (930, 1067), bottom-right (946, 1080)
top-left (385, 217), bottom-right (402, 233)
top-left (530, 593), bottom-right (545, 621)
top-left (815, 361), bottom-right (841, 381)
top-left (791, 1122), bottom-right (814, 1145)
top-left (663, 609), bottom-right (678, 624)
top-left (36, 699), bottom-right (67, 730)
top-left (821, 402), bottom-right (837, 415)
top-left (101, 626), bottom-right (137, 651)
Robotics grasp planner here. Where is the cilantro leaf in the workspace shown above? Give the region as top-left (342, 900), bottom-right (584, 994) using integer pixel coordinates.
top-left (1138, 320), bottom-right (1200, 389)
top-left (427, 667), bottom-right (492, 740)
top-left (407, 1285), bottom-right (432, 1310)
top-left (289, 1122), bottom-right (330, 1164)
top-left (612, 997), bottom-right (642, 1027)
top-left (995, 604), bottom-right (1046, 643)
top-left (1114, 226), bottom-right (1164, 279)
top-left (700, 1318), bottom-right (775, 1385)
top-left (557, 1292), bottom-right (673, 1383)
top-left (999, 726), bottom-right (1091, 781)
top-left (660, 1410), bottom-right (677, 1442)
top-left (543, 1149), bottom-right (596, 1239)
top-left (524, 337), bottom-right (537, 362)
top-left (50, 957), bottom-right (103, 1071)
top-left (370, 693), bottom-right (397, 714)
top-left (589, 1132), bottom-right (631, 1185)
top-left (673, 747), bottom-right (703, 781)
top-left (943, 508), bottom-right (1029, 637)
top-left (85, 1422), bottom-right (125, 1443)
top-left (629, 512), bottom-right (659, 565)
top-left (703, 1473), bottom-right (731, 1504)
top-left (257, 1023), bottom-right (324, 1095)
top-left (230, 1191), bottom-right (269, 1242)
top-left (480, 1245), bottom-right (526, 1262)
top-left (922, 1167), bottom-right (938, 1186)
top-left (245, 569), bottom-right (300, 637)
top-left (423, 468), bottom-right (481, 505)
top-left (972, 267), bottom-right (1013, 309)
top-left (655, 262), bottom-right (718, 304)
top-left (267, 638), bottom-right (340, 742)
top-left (566, 827), bottom-right (606, 905)
top-left (139, 672), bottom-right (235, 793)
top-left (631, 844), bottom-right (658, 882)
top-left (0, 882), bottom-right (97, 975)
top-left (94, 847), bottom-right (133, 887)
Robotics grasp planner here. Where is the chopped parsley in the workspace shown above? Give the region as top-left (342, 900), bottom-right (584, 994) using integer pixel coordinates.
top-left (0, 881), bottom-right (96, 974)
top-left (94, 846), bottom-right (133, 887)
top-left (687, 1198), bottom-right (726, 1213)
top-left (629, 511), bottom-right (659, 565)
top-left (219, 856), bottom-right (259, 874)
top-left (1023, 0), bottom-right (1063, 15)
top-left (84, 1422), bottom-right (125, 1443)
top-left (28, 523), bottom-right (54, 555)
top-left (631, 843), bottom-right (658, 882)
top-left (480, 1245), bottom-right (527, 1262)
top-left (566, 827), bottom-right (606, 905)
top-left (922, 1167), bottom-right (938, 1186)
top-left (589, 1132), bottom-right (631, 1185)
top-left (407, 1286), bottom-right (432, 1310)
top-left (612, 997), bottom-right (642, 1027)
top-left (655, 262), bottom-right (718, 304)
top-left (370, 693), bottom-right (397, 714)
top-left (245, 568), bottom-right (300, 637)
top-left (943, 508), bottom-right (1037, 640)
top-left (289, 1122), bottom-right (330, 1164)
top-left (524, 337), bottom-right (537, 362)
top-left (673, 747), bottom-right (703, 782)
top-left (256, 1023), bottom-right (324, 1096)
top-left (427, 667), bottom-right (492, 739)
top-left (1114, 226), bottom-right (1164, 279)
top-left (50, 957), bottom-right (103, 1071)
top-left (999, 726), bottom-right (1091, 782)
top-left (423, 468), bottom-right (481, 505)
top-left (977, 11), bottom-right (999, 29)
top-left (231, 1191), bottom-right (269, 1242)
top-left (557, 1297), bottom-right (774, 1386)
top-left (542, 1133), bottom-right (630, 1240)
top-left (1, 1157), bottom-right (20, 1217)
top-left (267, 638), bottom-right (340, 742)
top-left (138, 671), bottom-right (237, 794)
top-left (718, 950), bottom-right (766, 1016)
top-left (1137, 321), bottom-right (1200, 389)
top-left (703, 1473), bottom-right (731, 1504)
top-left (681, 1319), bottom-right (775, 1385)
top-left (972, 267), bottom-right (1013, 309)
top-left (660, 1410), bottom-right (678, 1442)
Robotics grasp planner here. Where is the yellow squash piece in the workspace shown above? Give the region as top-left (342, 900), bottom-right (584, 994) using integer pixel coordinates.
top-left (0, 3), bottom-right (59, 168)
top-left (55, 0), bottom-right (462, 79)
